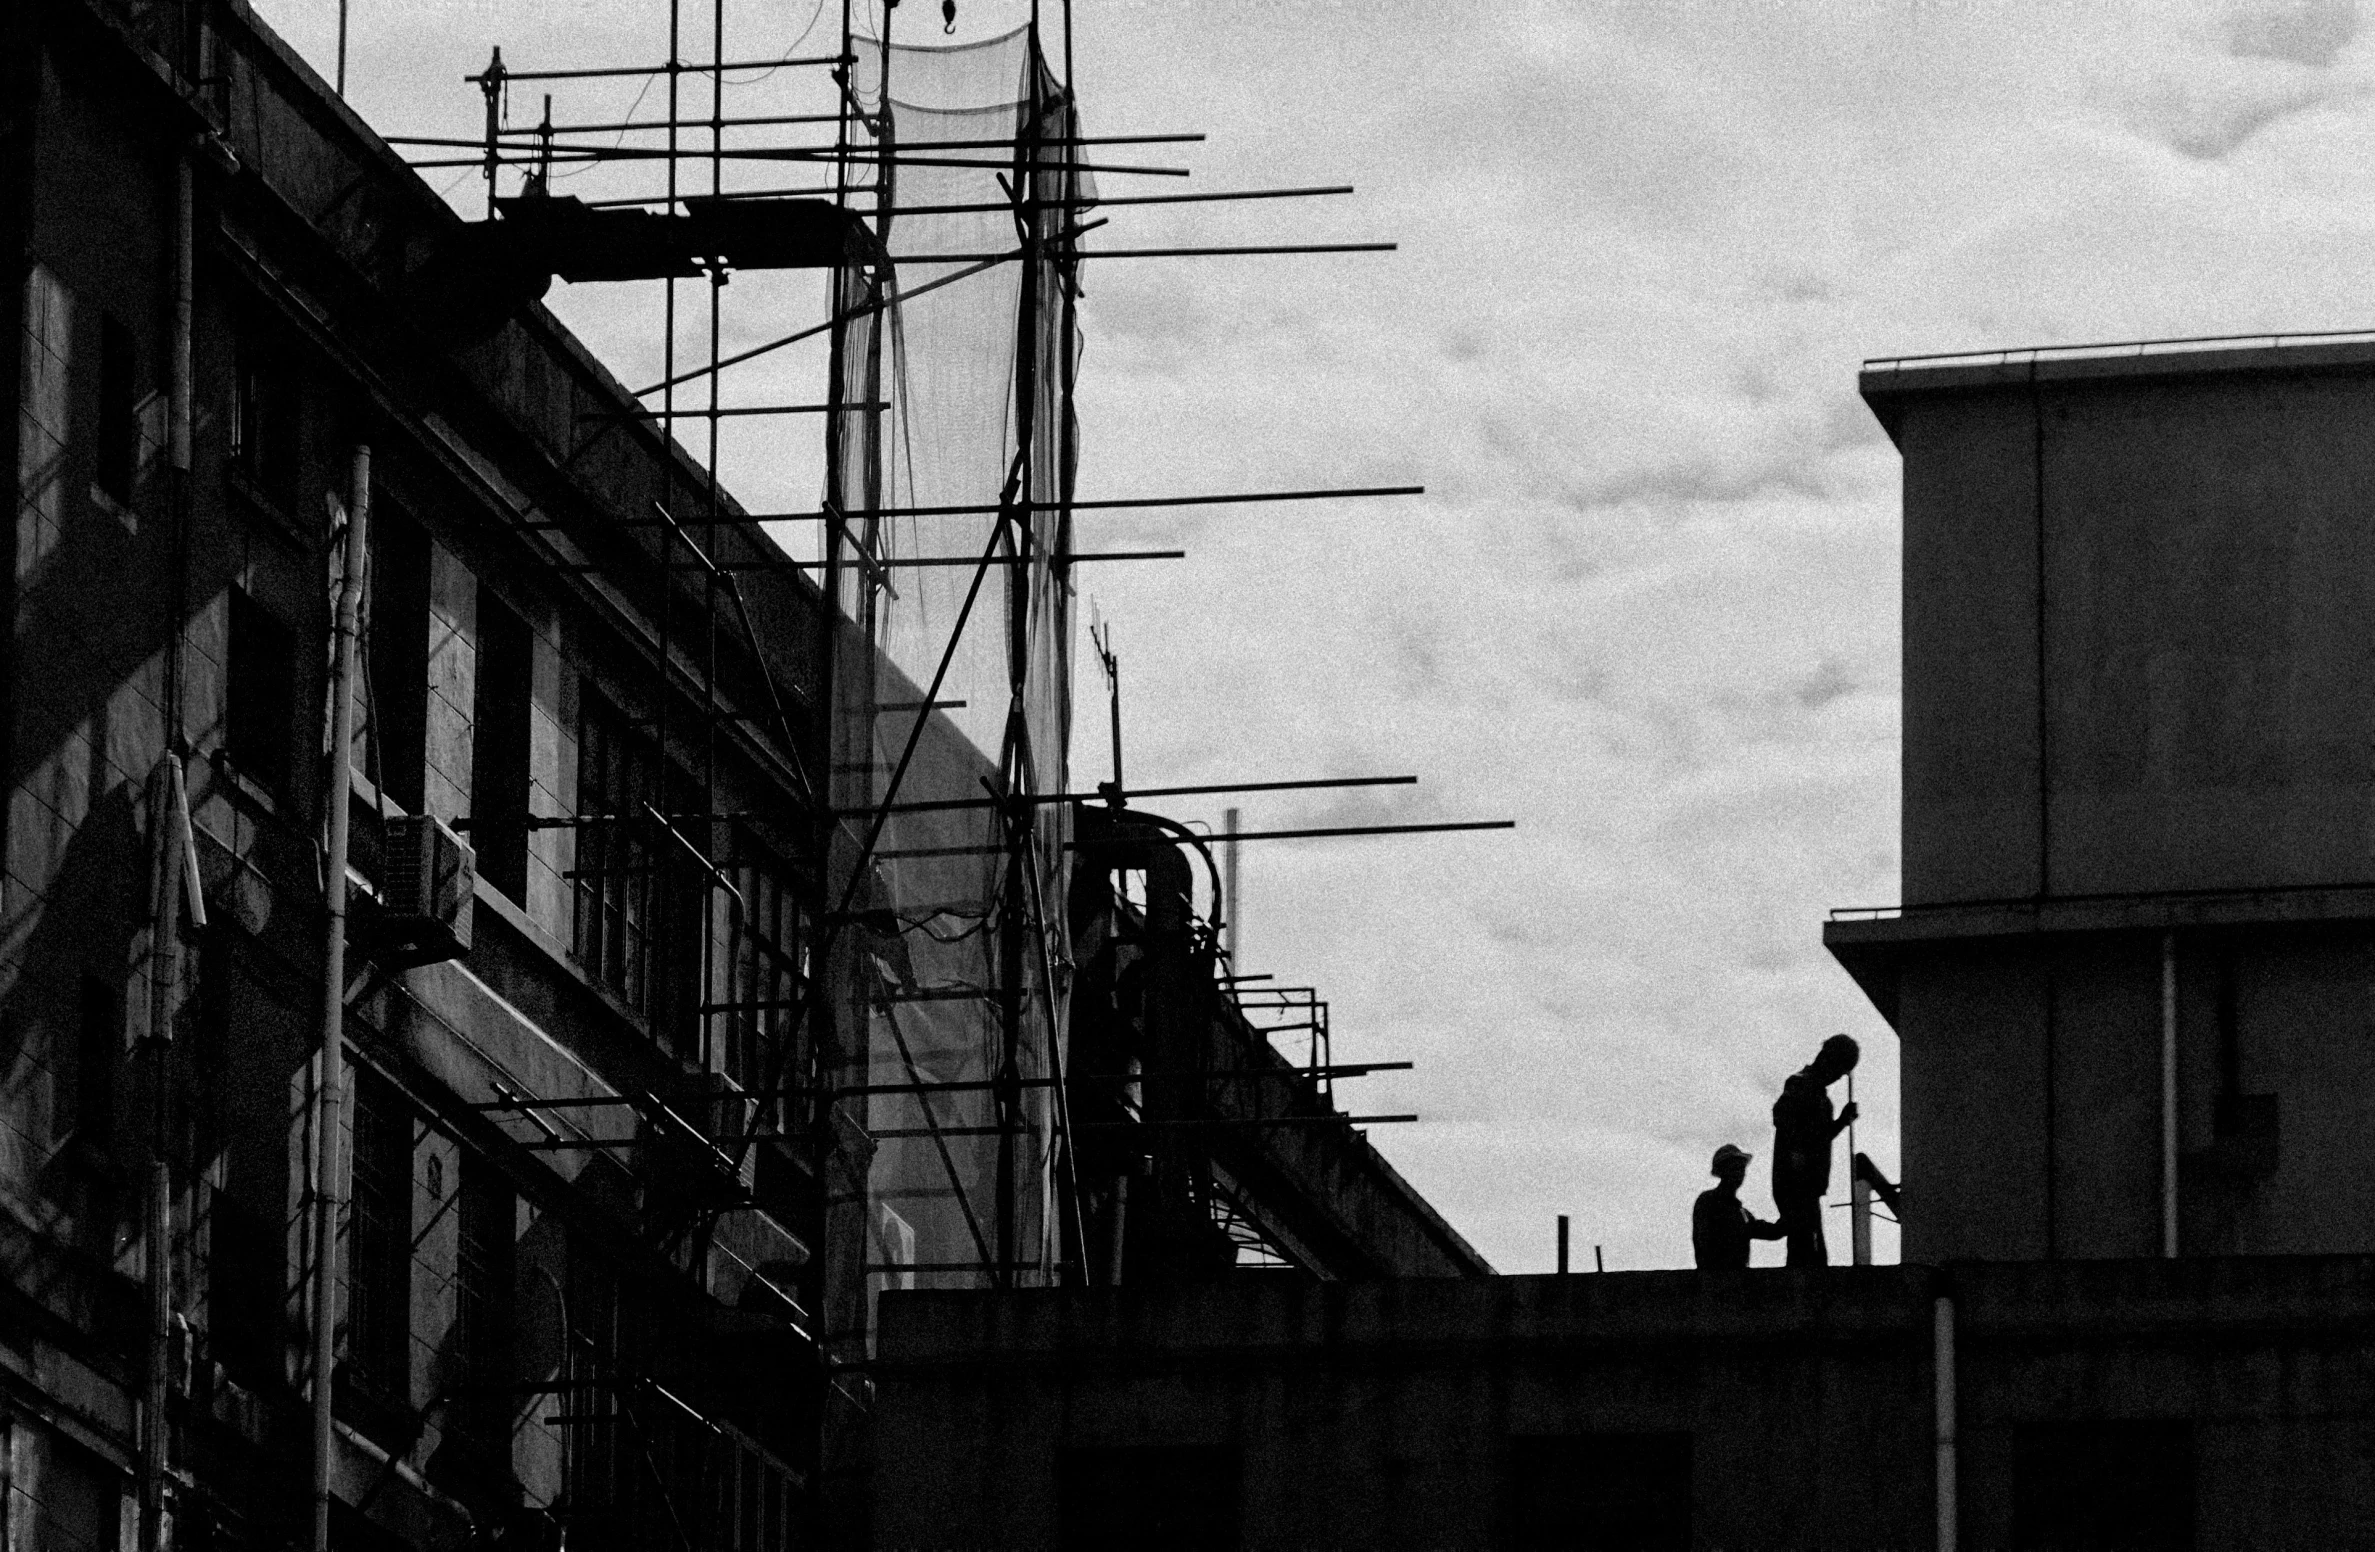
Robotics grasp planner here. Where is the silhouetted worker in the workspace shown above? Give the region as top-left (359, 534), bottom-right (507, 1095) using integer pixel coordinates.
top-left (1693, 1144), bottom-right (1783, 1270)
top-left (1771, 1033), bottom-right (1860, 1266)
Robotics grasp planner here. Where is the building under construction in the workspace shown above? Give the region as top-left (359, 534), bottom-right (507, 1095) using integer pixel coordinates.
top-left (0, 0), bottom-right (1489, 1548)
top-left (29, 0), bottom-right (2375, 1546)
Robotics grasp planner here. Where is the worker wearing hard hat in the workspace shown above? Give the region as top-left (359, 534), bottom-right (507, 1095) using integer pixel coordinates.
top-left (1692, 1143), bottom-right (1784, 1270)
top-left (1771, 1034), bottom-right (1862, 1266)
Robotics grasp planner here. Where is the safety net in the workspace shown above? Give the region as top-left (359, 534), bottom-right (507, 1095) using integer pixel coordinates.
top-left (819, 23), bottom-right (1084, 1353)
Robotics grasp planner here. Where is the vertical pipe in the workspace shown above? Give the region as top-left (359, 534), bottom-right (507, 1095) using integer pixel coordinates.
top-left (1849, 1072), bottom-right (1871, 1266)
top-left (141, 766), bottom-right (177, 1552)
top-left (1106, 1173), bottom-right (1128, 1287)
top-left (2161, 931), bottom-right (2178, 1258)
top-left (1934, 1293), bottom-right (1957, 1552)
top-left (1222, 807), bottom-right (1240, 965)
top-left (139, 144), bottom-right (197, 1552)
top-left (1555, 1215), bottom-right (1569, 1275)
top-left (310, 447), bottom-right (371, 1552)
top-left (2029, 360), bottom-right (2050, 901)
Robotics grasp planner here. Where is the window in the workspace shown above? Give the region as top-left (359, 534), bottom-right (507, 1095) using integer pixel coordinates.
top-left (209, 1191), bottom-right (283, 1386)
top-left (367, 507), bottom-right (431, 813)
top-left (718, 844), bottom-right (805, 1113)
top-left (342, 1068), bottom-right (412, 1413)
top-left (232, 330), bottom-right (300, 511)
top-left (225, 589), bottom-right (295, 797)
top-left (571, 692), bottom-right (703, 1049)
top-left (470, 588), bottom-right (534, 903)
top-left (28, 1435), bottom-right (124, 1552)
top-left (74, 973), bottom-right (117, 1147)
top-left (560, 1229), bottom-right (704, 1551)
top-left (450, 1156), bottom-right (516, 1460)
top-left (1058, 1445), bottom-right (1238, 1551)
top-left (96, 313), bottom-right (137, 507)
top-left (1505, 1433), bottom-right (1692, 1551)
top-left (2012, 1421), bottom-right (2192, 1551)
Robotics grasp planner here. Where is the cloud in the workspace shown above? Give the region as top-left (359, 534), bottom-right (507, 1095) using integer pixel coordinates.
top-left (2227, 0), bottom-right (2359, 68)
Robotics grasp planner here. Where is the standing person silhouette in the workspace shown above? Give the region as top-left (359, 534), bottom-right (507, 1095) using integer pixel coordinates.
top-left (1693, 1144), bottom-right (1784, 1270)
top-left (1771, 1034), bottom-right (1860, 1267)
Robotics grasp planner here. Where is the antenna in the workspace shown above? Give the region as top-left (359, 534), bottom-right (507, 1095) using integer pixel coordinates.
top-left (1092, 617), bottom-right (1123, 804)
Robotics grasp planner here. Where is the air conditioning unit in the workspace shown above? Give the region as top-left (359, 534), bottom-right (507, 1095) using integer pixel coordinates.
top-left (374, 814), bottom-right (475, 967)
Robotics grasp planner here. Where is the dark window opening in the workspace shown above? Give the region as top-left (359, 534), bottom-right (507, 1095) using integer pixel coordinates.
top-left (208, 1192), bottom-right (283, 1387)
top-left (32, 1435), bottom-right (124, 1552)
top-left (232, 331), bottom-right (300, 512)
top-left (1505, 1432), bottom-right (1692, 1551)
top-left (571, 692), bottom-right (703, 1051)
top-left (97, 313), bottom-right (139, 507)
top-left (558, 1228), bottom-right (765, 1552)
top-left (75, 973), bottom-right (118, 1147)
top-left (1058, 1444), bottom-right (1238, 1551)
top-left (226, 588), bottom-right (296, 797)
top-left (470, 588), bottom-right (535, 903)
top-left (341, 1067), bottom-right (412, 1421)
top-left (367, 508), bottom-right (432, 813)
top-left (449, 1155), bottom-right (517, 1464)
top-left (2013, 1420), bottom-right (2192, 1551)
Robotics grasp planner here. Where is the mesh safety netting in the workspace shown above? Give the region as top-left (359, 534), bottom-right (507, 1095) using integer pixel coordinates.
top-left (820, 24), bottom-right (1084, 1349)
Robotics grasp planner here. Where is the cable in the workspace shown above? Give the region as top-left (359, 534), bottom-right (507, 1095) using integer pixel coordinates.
top-left (721, 0), bottom-right (831, 82)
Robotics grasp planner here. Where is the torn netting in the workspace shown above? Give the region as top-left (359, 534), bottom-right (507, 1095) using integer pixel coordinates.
top-left (820, 23), bottom-right (1084, 1353)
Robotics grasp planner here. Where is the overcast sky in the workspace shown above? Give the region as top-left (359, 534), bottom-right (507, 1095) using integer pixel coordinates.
top-left (276, 0), bottom-right (2375, 1271)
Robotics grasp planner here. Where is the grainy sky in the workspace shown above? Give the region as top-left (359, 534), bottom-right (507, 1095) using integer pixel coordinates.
top-left (269, 0), bottom-right (2375, 1271)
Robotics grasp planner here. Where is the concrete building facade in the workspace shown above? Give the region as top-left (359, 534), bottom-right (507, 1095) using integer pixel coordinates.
top-left (874, 1261), bottom-right (2375, 1549)
top-left (1830, 340), bottom-right (2375, 1266)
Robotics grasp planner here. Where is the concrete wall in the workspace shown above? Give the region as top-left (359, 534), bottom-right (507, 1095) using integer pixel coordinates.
top-left (1881, 347), bottom-right (2375, 906)
top-left (1859, 346), bottom-right (2375, 1265)
top-left (875, 1262), bottom-right (2375, 1550)
top-left (1, 1), bottom-right (832, 1544)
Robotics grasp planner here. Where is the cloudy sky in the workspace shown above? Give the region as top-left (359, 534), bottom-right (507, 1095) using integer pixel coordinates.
top-left (274, 0), bottom-right (2375, 1271)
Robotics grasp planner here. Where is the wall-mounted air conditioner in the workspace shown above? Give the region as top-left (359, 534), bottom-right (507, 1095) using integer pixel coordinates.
top-left (373, 814), bottom-right (475, 967)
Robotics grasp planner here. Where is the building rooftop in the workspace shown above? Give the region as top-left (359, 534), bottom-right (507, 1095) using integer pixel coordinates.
top-left (1859, 327), bottom-right (2375, 442)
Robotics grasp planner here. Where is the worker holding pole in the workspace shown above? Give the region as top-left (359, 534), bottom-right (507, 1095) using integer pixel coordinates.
top-left (1770, 1034), bottom-right (1860, 1267)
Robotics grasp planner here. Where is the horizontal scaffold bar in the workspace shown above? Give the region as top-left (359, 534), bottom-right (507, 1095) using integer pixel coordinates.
top-left (588, 182), bottom-right (1351, 214)
top-left (836, 1063), bottom-right (1412, 1098)
top-left (1069, 820), bottom-right (1515, 847)
top-left (403, 147), bottom-right (1190, 176)
top-left (881, 243), bottom-right (1396, 261)
top-left (574, 402), bottom-right (876, 421)
top-left (466, 53), bottom-right (852, 82)
top-left (467, 1061), bottom-right (1414, 1113)
top-left (840, 773), bottom-right (1415, 817)
top-left (539, 550), bottom-right (1183, 574)
top-left (740, 484), bottom-right (1427, 522)
top-left (868, 1114), bottom-right (1417, 1138)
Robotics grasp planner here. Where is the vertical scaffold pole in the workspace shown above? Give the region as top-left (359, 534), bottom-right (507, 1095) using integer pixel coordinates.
top-left (992, 14), bottom-right (1052, 1290)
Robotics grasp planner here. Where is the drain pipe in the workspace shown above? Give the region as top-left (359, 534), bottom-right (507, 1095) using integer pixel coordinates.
top-left (133, 144), bottom-right (200, 1552)
top-left (309, 446), bottom-right (371, 1552)
top-left (1934, 1287), bottom-right (1957, 1552)
top-left (2160, 932), bottom-right (2178, 1258)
